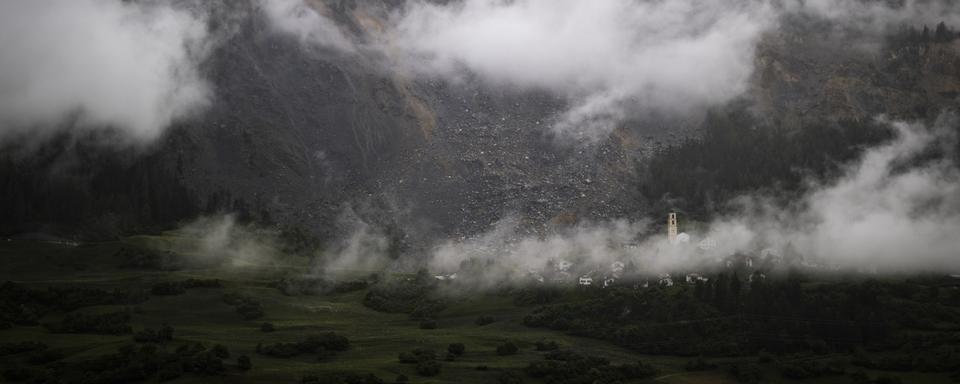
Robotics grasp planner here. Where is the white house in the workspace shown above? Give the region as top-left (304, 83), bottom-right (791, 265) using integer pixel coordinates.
top-left (698, 238), bottom-right (717, 251)
top-left (611, 261), bottom-right (625, 274)
top-left (685, 273), bottom-right (708, 284)
top-left (433, 273), bottom-right (458, 281)
top-left (578, 275), bottom-right (593, 286)
top-left (556, 260), bottom-right (573, 272)
top-left (748, 272), bottom-right (766, 283)
top-left (658, 273), bottom-right (674, 287)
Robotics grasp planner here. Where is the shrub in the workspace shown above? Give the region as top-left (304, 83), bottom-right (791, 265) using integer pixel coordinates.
top-left (188, 351), bottom-right (226, 375)
top-left (301, 332), bottom-right (350, 352)
top-left (419, 319), bottom-right (437, 329)
top-left (399, 348), bottom-right (436, 364)
top-left (151, 281), bottom-right (186, 296)
top-left (757, 351), bottom-right (775, 364)
top-left (257, 343), bottom-right (301, 358)
top-left (44, 312), bottom-right (132, 335)
top-left (684, 356), bottom-right (716, 371)
top-left (3, 368), bottom-right (33, 382)
top-left (398, 352), bottom-right (419, 364)
top-left (182, 279), bottom-right (221, 288)
top-left (158, 364), bottom-right (183, 381)
top-left (618, 361), bottom-right (659, 379)
top-left (727, 363), bottom-right (763, 384)
top-left (222, 293), bottom-right (266, 320)
top-left (302, 373), bottom-right (385, 384)
top-left (236, 302), bottom-right (265, 320)
top-left (415, 359), bottom-right (441, 376)
top-left (496, 341), bottom-right (519, 356)
top-left (475, 315), bottom-right (495, 326)
top-left (874, 374), bottom-right (903, 384)
top-left (134, 328), bottom-right (161, 343)
top-left (159, 323), bottom-right (174, 341)
top-left (237, 355), bottom-right (252, 371)
top-left (534, 340), bottom-right (559, 351)
top-left (498, 371), bottom-right (523, 384)
top-left (260, 322), bottom-right (275, 332)
top-left (211, 344), bottom-right (230, 359)
top-left (258, 333), bottom-right (349, 359)
top-left (0, 342), bottom-right (47, 356)
top-left (27, 350), bottom-right (64, 365)
top-left (448, 343), bottom-right (466, 356)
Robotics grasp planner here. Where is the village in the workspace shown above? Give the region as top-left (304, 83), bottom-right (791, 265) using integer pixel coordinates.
top-left (432, 212), bottom-right (866, 289)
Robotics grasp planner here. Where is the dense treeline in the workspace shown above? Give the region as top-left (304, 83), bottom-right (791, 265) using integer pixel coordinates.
top-left (887, 21), bottom-right (960, 47)
top-left (0, 133), bottom-right (278, 240)
top-left (522, 273), bottom-right (960, 369)
top-left (525, 350), bottom-right (658, 384)
top-left (222, 293), bottom-right (266, 320)
top-left (45, 311), bottom-right (133, 335)
top-left (0, 135), bottom-right (198, 239)
top-left (256, 333), bottom-right (350, 360)
top-left (641, 108), bottom-right (893, 218)
top-left (362, 271), bottom-right (447, 319)
top-left (150, 279), bottom-right (222, 296)
top-left (2, 342), bottom-right (237, 383)
top-left (0, 282), bottom-right (148, 328)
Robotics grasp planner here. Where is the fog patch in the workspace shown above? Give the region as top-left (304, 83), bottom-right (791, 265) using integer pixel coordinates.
top-left (256, 0), bottom-right (355, 53)
top-left (259, 0), bottom-right (960, 142)
top-left (177, 215), bottom-right (282, 267)
top-left (316, 205), bottom-right (405, 274)
top-left (710, 115), bottom-right (960, 272)
top-left (386, 0), bottom-right (773, 140)
top-left (0, 0), bottom-right (214, 145)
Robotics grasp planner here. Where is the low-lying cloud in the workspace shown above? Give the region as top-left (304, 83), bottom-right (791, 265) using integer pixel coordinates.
top-left (426, 115), bottom-right (960, 283)
top-left (257, 0), bottom-right (355, 53)
top-left (260, 0), bottom-right (960, 140)
top-left (388, 0), bottom-right (774, 140)
top-left (177, 215), bottom-right (283, 267)
top-left (0, 0), bottom-right (212, 144)
top-left (720, 115), bottom-right (960, 272)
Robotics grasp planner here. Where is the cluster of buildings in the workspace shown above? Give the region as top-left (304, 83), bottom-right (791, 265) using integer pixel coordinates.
top-left (434, 212), bottom-right (881, 288)
top-left (541, 212), bottom-right (761, 289)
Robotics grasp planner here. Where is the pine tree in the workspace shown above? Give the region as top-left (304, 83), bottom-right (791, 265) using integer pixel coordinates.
top-left (935, 22), bottom-right (950, 42)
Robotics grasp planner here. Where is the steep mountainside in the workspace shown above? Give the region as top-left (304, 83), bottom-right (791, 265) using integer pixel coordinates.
top-left (1, 1), bottom-right (959, 247)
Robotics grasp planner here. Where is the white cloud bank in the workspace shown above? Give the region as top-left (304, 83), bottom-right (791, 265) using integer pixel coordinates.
top-left (721, 115), bottom-right (960, 272)
top-left (387, 0), bottom-right (773, 139)
top-left (0, 0), bottom-right (212, 144)
top-left (257, 0), bottom-right (355, 53)
top-left (262, 0), bottom-right (960, 140)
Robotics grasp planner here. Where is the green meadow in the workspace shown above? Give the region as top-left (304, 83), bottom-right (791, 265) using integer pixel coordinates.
top-left (0, 236), bottom-right (954, 383)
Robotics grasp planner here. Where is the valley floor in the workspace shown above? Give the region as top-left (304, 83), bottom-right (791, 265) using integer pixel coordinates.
top-left (0, 236), bottom-right (955, 383)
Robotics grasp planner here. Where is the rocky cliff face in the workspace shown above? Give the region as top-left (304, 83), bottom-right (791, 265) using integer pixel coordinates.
top-left (169, 1), bottom-right (658, 244)
top-left (752, 16), bottom-right (960, 128)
